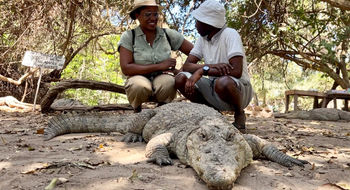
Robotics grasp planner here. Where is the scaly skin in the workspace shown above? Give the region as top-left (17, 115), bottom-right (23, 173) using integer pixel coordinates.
top-left (45, 102), bottom-right (308, 190)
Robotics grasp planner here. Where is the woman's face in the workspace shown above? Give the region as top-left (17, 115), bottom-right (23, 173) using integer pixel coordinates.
top-left (136, 6), bottom-right (159, 31)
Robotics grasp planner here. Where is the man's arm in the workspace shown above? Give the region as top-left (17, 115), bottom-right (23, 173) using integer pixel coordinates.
top-left (227, 56), bottom-right (243, 78)
top-left (183, 54), bottom-right (243, 78)
top-left (182, 54), bottom-right (202, 73)
top-left (204, 56), bottom-right (243, 78)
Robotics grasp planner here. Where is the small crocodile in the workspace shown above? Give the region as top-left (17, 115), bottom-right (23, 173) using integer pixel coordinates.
top-left (45, 102), bottom-right (308, 190)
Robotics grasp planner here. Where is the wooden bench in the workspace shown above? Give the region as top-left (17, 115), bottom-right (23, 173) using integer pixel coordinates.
top-left (326, 90), bottom-right (350, 111)
top-left (285, 89), bottom-right (350, 112)
top-left (285, 90), bottom-right (326, 112)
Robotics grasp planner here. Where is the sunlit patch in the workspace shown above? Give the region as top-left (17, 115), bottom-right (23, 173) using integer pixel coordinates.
top-left (98, 143), bottom-right (147, 164)
top-left (310, 121), bottom-right (321, 125)
top-left (20, 162), bottom-right (47, 174)
top-left (0, 162), bottom-right (12, 170)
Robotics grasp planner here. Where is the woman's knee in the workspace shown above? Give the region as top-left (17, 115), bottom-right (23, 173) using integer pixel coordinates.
top-left (125, 76), bottom-right (152, 95)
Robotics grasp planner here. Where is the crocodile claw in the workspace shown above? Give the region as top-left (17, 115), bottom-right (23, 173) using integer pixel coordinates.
top-left (284, 157), bottom-right (309, 167)
top-left (121, 133), bottom-right (143, 143)
top-left (147, 156), bottom-right (173, 166)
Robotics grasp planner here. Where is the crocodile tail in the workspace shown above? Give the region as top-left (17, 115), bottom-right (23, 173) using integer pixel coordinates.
top-left (44, 113), bottom-right (91, 141)
top-left (44, 110), bottom-right (157, 141)
top-left (243, 134), bottom-right (309, 167)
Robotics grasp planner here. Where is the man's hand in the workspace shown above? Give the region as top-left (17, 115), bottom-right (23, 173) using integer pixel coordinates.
top-left (185, 69), bottom-right (203, 95)
top-left (210, 63), bottom-right (233, 76)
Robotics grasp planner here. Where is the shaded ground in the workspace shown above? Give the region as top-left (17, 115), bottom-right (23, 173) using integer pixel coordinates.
top-left (0, 109), bottom-right (350, 190)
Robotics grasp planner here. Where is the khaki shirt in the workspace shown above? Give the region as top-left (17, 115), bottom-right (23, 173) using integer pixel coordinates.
top-left (118, 26), bottom-right (184, 65)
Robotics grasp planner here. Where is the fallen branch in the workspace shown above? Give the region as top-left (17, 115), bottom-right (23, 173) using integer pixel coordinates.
top-left (40, 79), bottom-right (126, 113)
top-left (0, 96), bottom-right (40, 112)
top-left (51, 104), bottom-right (132, 111)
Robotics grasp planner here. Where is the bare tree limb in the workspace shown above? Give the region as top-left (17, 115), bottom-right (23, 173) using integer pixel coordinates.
top-left (0, 68), bottom-right (39, 86)
top-left (62, 32), bottom-right (115, 69)
top-left (60, 1), bottom-right (77, 56)
top-left (268, 50), bottom-right (349, 89)
top-left (242, 0), bottom-right (265, 18)
top-left (320, 0), bottom-right (350, 11)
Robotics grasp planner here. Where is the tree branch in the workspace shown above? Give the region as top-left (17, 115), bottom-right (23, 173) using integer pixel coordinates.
top-left (0, 68), bottom-right (39, 86)
top-left (60, 1), bottom-right (77, 56)
top-left (40, 79), bottom-right (125, 113)
top-left (63, 32), bottom-right (114, 69)
top-left (268, 50), bottom-right (349, 88)
top-left (320, 0), bottom-right (350, 11)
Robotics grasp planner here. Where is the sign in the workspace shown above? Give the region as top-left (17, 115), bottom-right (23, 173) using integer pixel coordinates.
top-left (22, 51), bottom-right (65, 70)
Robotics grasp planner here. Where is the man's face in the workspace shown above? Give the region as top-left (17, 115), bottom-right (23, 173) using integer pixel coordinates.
top-left (195, 20), bottom-right (211, 37)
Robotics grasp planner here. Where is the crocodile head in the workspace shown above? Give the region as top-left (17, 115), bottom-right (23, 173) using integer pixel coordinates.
top-left (186, 116), bottom-right (253, 190)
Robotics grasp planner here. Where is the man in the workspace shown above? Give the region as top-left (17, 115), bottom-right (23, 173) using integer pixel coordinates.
top-left (175, 0), bottom-right (253, 131)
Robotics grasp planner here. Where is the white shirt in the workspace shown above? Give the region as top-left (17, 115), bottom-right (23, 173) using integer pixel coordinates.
top-left (190, 26), bottom-right (250, 82)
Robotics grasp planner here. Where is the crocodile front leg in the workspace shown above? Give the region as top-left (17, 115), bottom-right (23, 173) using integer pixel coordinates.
top-left (243, 134), bottom-right (309, 167)
top-left (145, 133), bottom-right (174, 166)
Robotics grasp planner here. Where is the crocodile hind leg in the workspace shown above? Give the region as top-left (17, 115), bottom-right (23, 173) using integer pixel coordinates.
top-left (145, 133), bottom-right (174, 166)
top-left (121, 133), bottom-right (143, 142)
top-left (243, 134), bottom-right (309, 167)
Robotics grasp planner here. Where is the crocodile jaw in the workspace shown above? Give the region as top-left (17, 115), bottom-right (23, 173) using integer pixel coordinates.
top-left (186, 117), bottom-right (253, 190)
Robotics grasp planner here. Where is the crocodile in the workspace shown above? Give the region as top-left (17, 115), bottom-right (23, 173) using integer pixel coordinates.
top-left (45, 102), bottom-right (308, 190)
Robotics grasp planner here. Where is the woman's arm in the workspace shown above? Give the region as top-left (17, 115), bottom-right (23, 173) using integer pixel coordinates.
top-left (119, 46), bottom-right (176, 76)
top-left (178, 39), bottom-right (193, 55)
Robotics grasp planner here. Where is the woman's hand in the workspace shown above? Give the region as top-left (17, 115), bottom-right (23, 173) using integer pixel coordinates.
top-left (159, 58), bottom-right (177, 71)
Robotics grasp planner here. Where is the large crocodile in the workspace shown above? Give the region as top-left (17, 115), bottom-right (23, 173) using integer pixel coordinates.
top-left (45, 102), bottom-right (308, 190)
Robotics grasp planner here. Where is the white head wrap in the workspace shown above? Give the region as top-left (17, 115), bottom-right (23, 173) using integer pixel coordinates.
top-left (192, 0), bottom-right (226, 28)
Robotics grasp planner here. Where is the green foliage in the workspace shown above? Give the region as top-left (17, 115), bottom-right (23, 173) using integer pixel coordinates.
top-left (61, 34), bottom-right (127, 106)
top-left (250, 55), bottom-right (334, 111)
top-left (226, 0), bottom-right (349, 87)
top-left (226, 0), bottom-right (349, 110)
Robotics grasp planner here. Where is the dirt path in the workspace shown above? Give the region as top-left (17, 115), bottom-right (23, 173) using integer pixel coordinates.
top-left (0, 110), bottom-right (349, 190)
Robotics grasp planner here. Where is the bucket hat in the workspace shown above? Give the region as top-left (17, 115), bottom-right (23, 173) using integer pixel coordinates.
top-left (130, 0), bottom-right (159, 20)
top-left (192, 0), bottom-right (226, 28)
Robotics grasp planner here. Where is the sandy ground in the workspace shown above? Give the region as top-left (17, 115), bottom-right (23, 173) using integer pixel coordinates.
top-left (0, 108), bottom-right (350, 190)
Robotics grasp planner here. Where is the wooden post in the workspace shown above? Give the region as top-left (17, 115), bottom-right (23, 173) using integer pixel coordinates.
top-left (285, 94), bottom-right (290, 113)
top-left (313, 97), bottom-right (318, 109)
top-left (293, 95), bottom-right (298, 111)
top-left (322, 97), bottom-right (327, 108)
top-left (33, 68), bottom-right (42, 111)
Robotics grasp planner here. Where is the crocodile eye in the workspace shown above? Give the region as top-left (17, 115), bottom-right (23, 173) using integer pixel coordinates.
top-left (199, 130), bottom-right (208, 141)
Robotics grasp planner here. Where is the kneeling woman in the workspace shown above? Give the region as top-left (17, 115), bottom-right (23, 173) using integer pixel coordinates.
top-left (118, 0), bottom-right (193, 112)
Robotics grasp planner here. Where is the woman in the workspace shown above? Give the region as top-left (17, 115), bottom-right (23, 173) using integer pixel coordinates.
top-left (118, 0), bottom-right (193, 112)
